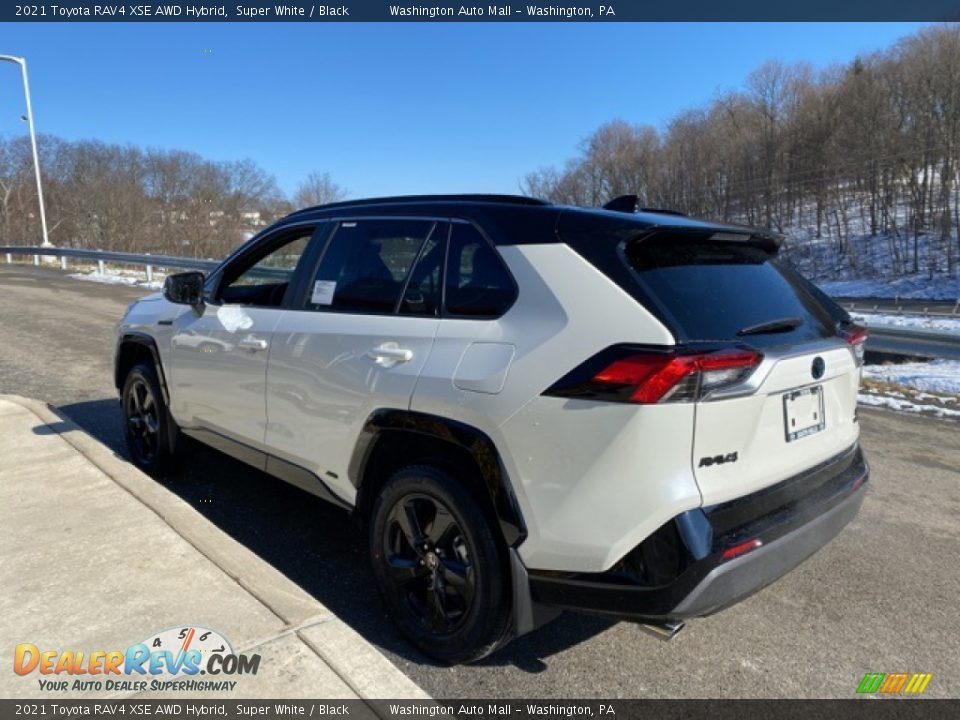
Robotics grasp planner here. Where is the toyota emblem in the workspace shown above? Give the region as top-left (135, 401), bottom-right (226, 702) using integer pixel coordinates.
top-left (812, 356), bottom-right (825, 379)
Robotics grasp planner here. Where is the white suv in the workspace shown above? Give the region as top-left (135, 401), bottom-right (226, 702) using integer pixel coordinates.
top-left (114, 194), bottom-right (869, 663)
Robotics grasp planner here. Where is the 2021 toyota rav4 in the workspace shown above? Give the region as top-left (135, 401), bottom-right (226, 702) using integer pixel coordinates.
top-left (114, 194), bottom-right (869, 663)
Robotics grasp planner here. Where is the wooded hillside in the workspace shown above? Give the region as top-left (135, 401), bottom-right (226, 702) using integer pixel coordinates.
top-left (523, 25), bottom-right (960, 281)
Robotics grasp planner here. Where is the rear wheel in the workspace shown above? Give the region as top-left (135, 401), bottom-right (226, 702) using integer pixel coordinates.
top-left (121, 362), bottom-right (183, 476)
top-left (369, 465), bottom-right (512, 664)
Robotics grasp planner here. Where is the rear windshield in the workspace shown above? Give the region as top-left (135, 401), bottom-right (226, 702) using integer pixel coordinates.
top-left (619, 237), bottom-right (836, 346)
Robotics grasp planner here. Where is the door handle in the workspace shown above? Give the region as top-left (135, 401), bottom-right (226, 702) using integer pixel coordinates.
top-left (238, 335), bottom-right (269, 351)
top-left (368, 342), bottom-right (413, 365)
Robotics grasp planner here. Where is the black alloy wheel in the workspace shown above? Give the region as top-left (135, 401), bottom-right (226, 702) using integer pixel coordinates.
top-left (125, 375), bottom-right (160, 466)
top-left (369, 465), bottom-right (512, 664)
top-left (383, 493), bottom-right (477, 634)
top-left (121, 362), bottom-right (183, 476)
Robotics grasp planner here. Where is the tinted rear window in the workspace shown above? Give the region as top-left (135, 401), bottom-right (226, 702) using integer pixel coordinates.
top-left (621, 238), bottom-right (835, 346)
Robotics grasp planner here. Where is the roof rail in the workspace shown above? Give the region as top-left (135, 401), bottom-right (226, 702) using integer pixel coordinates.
top-left (290, 193), bottom-right (550, 216)
top-left (602, 195), bottom-right (686, 217)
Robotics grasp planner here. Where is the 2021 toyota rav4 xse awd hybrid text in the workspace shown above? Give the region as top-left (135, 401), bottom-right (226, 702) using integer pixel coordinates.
top-left (114, 194), bottom-right (869, 663)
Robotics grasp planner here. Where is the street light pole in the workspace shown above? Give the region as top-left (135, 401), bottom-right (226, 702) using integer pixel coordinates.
top-left (0, 54), bottom-right (51, 248)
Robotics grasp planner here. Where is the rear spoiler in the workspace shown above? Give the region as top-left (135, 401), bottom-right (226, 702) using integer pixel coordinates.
top-left (625, 226), bottom-right (784, 255)
top-left (598, 195), bottom-right (783, 253)
top-left (699, 230), bottom-right (784, 253)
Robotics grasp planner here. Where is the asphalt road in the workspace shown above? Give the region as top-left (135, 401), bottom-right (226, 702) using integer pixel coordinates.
top-left (2, 262), bottom-right (959, 699)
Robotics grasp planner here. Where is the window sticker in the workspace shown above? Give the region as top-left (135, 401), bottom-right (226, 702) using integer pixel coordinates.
top-left (311, 280), bottom-right (337, 305)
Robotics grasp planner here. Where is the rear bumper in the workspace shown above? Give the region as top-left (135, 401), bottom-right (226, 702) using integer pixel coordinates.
top-left (673, 480), bottom-right (865, 616)
top-left (528, 443), bottom-right (868, 621)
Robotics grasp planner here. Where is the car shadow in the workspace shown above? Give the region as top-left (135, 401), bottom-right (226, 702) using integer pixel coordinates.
top-left (57, 398), bottom-right (616, 672)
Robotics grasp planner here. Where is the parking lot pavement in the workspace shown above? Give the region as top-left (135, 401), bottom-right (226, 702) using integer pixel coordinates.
top-left (0, 394), bottom-right (428, 702)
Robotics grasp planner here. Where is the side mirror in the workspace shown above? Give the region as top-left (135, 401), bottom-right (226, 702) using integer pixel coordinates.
top-left (163, 271), bottom-right (206, 308)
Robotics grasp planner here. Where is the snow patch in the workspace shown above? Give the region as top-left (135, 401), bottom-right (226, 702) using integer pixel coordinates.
top-left (858, 392), bottom-right (960, 419)
top-left (68, 269), bottom-right (164, 290)
top-left (851, 312), bottom-right (960, 333)
top-left (863, 359), bottom-right (960, 396)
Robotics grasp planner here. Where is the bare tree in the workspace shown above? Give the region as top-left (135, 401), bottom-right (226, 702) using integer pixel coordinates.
top-left (293, 171), bottom-right (346, 209)
top-left (521, 23), bottom-right (960, 282)
top-left (0, 133), bottom-right (338, 259)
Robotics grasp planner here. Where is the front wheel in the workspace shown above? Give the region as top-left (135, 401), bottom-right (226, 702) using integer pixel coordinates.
top-left (121, 362), bottom-right (183, 476)
top-left (369, 465), bottom-right (512, 664)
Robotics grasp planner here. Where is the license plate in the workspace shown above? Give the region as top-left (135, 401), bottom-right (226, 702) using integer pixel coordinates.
top-left (783, 385), bottom-right (825, 442)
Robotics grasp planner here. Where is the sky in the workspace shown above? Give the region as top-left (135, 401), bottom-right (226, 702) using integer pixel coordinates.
top-left (0, 22), bottom-right (933, 199)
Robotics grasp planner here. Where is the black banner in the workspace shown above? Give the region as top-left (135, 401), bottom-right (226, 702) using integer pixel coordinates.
top-left (1, 700), bottom-right (958, 720)
top-left (6, 0), bottom-right (960, 22)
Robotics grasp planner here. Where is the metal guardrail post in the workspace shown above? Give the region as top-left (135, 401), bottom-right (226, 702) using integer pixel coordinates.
top-left (60, 256), bottom-right (67, 270)
top-left (33, 255), bottom-right (38, 266)
top-left (97, 260), bottom-right (105, 276)
top-left (5, 253), bottom-right (10, 264)
top-left (146, 264), bottom-right (153, 283)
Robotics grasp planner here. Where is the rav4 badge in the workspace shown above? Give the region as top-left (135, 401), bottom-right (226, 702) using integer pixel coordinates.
top-left (699, 452), bottom-right (739, 467)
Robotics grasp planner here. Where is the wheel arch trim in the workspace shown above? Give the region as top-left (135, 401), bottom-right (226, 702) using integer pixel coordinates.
top-left (349, 409), bottom-right (527, 547)
top-left (115, 332), bottom-right (170, 405)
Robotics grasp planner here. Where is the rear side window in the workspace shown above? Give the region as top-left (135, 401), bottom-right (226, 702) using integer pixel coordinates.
top-left (308, 219), bottom-right (434, 313)
top-left (444, 223), bottom-right (516, 318)
top-left (621, 237), bottom-right (835, 346)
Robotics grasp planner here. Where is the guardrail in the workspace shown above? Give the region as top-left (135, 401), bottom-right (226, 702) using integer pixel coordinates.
top-left (0, 244), bottom-right (220, 282)
top-left (862, 324), bottom-right (960, 361)
top-left (836, 297), bottom-right (960, 318)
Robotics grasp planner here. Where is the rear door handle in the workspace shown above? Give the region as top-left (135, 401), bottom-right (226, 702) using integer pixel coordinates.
top-left (368, 342), bottom-right (413, 365)
top-left (238, 335), bottom-right (269, 351)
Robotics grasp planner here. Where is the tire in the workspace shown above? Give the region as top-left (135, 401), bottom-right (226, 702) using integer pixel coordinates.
top-left (369, 465), bottom-right (513, 664)
top-left (121, 362), bottom-right (184, 477)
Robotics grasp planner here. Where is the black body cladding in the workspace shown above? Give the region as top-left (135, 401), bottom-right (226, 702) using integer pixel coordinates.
top-left (115, 332), bottom-right (170, 403)
top-left (349, 409), bottom-right (527, 548)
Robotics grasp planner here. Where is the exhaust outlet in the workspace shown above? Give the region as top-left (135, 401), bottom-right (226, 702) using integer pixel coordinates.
top-left (637, 620), bottom-right (685, 641)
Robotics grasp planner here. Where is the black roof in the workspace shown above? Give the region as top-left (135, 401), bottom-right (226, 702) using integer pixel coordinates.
top-left (281, 193), bottom-right (782, 251)
top-left (287, 193), bottom-right (549, 217)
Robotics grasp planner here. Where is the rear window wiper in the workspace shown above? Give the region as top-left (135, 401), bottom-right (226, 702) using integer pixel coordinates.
top-left (737, 316), bottom-right (803, 336)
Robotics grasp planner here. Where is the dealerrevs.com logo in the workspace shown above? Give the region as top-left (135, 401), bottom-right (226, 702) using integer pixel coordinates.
top-left (14, 626), bottom-right (261, 693)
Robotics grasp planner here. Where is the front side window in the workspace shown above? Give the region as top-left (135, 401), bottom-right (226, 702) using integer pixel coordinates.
top-left (218, 228), bottom-right (315, 307)
top-left (444, 223), bottom-right (516, 318)
top-left (307, 219), bottom-right (435, 313)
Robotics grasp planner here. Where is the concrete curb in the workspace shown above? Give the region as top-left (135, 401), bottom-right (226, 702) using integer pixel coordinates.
top-left (0, 394), bottom-right (429, 702)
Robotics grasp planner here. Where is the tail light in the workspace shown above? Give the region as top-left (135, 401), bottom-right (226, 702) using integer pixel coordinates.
top-left (840, 325), bottom-right (868, 366)
top-left (544, 346), bottom-right (763, 404)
